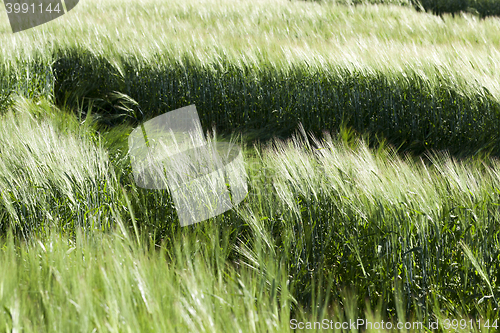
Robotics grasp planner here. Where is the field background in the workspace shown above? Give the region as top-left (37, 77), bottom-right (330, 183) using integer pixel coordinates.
top-left (1, 0), bottom-right (500, 331)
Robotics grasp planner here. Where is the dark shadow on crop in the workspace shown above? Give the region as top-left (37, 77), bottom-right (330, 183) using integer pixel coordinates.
top-left (49, 48), bottom-right (500, 162)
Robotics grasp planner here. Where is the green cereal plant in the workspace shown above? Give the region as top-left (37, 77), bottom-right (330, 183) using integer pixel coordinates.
top-left (0, 98), bottom-right (499, 326)
top-left (238, 127), bottom-right (500, 321)
top-left (0, 0), bottom-right (500, 158)
top-left (1, 0), bottom-right (500, 328)
top-left (0, 98), bottom-right (119, 239)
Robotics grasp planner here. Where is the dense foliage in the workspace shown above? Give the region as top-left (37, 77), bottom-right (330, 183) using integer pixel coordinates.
top-left (1, 0), bottom-right (500, 331)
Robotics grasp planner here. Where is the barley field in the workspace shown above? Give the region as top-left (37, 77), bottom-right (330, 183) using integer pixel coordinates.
top-left (1, 0), bottom-right (500, 332)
